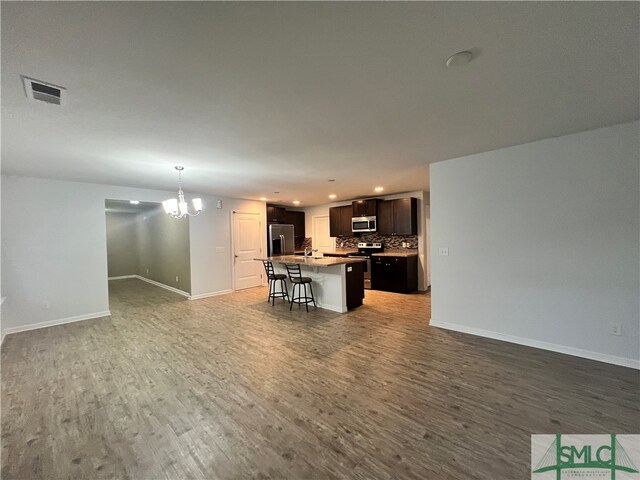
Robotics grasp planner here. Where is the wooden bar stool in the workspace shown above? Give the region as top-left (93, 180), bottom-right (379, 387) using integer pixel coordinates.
top-left (285, 264), bottom-right (316, 312)
top-left (262, 261), bottom-right (289, 306)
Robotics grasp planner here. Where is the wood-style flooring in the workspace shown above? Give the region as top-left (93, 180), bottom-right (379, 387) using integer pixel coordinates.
top-left (2, 279), bottom-right (638, 479)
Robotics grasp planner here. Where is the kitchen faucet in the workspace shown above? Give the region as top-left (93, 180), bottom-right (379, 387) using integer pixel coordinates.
top-left (304, 247), bottom-right (318, 257)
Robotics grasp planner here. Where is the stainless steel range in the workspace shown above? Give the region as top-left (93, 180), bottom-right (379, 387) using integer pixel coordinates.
top-left (347, 242), bottom-right (383, 289)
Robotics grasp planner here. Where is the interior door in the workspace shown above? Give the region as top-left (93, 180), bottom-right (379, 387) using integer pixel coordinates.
top-left (233, 212), bottom-right (262, 290)
top-left (312, 215), bottom-right (334, 252)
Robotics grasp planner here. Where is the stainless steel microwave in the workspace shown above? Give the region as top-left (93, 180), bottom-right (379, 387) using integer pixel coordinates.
top-left (352, 216), bottom-right (377, 233)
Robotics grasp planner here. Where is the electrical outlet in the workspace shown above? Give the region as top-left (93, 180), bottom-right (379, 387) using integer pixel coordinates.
top-left (215, 246), bottom-right (224, 253)
top-left (175, 276), bottom-right (179, 283)
top-left (42, 301), bottom-right (50, 310)
top-left (146, 268), bottom-right (149, 275)
top-left (439, 247), bottom-right (449, 256)
top-left (609, 324), bottom-right (622, 336)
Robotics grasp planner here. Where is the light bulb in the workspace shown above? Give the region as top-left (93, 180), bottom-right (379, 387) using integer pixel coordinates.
top-left (162, 198), bottom-right (178, 214)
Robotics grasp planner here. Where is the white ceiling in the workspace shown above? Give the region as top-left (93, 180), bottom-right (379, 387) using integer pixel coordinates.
top-left (2, 2), bottom-right (638, 206)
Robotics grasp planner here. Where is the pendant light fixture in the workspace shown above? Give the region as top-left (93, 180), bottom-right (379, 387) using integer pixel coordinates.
top-left (162, 166), bottom-right (202, 218)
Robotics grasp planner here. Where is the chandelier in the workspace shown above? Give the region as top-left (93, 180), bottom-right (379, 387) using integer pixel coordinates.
top-left (162, 166), bottom-right (202, 218)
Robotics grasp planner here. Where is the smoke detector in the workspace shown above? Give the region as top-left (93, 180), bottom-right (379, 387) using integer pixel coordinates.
top-left (22, 76), bottom-right (66, 105)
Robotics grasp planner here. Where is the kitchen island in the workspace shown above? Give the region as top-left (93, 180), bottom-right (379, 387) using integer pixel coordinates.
top-left (255, 255), bottom-right (366, 313)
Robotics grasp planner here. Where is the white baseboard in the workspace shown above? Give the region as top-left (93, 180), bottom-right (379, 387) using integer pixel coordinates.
top-left (108, 275), bottom-right (136, 280)
top-left (134, 275), bottom-right (190, 298)
top-left (188, 289), bottom-right (233, 301)
top-left (430, 320), bottom-right (640, 370)
top-left (2, 310), bottom-right (112, 337)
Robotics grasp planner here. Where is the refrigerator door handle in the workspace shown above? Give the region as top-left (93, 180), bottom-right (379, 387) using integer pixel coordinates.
top-left (280, 234), bottom-right (285, 254)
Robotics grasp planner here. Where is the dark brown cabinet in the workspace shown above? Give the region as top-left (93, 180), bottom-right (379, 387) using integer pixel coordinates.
top-left (267, 205), bottom-right (305, 239)
top-left (377, 197), bottom-right (417, 235)
top-left (266, 205), bottom-right (287, 223)
top-left (329, 204), bottom-right (353, 237)
top-left (371, 255), bottom-right (418, 293)
top-left (352, 199), bottom-right (379, 217)
top-left (286, 210), bottom-right (305, 239)
top-left (377, 200), bottom-right (394, 235)
top-left (340, 205), bottom-right (352, 236)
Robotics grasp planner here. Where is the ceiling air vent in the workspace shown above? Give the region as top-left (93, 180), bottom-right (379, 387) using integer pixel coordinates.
top-left (22, 76), bottom-right (66, 105)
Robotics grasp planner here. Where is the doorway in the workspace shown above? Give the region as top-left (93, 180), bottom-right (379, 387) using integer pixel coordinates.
top-left (232, 212), bottom-right (263, 290)
top-left (312, 215), bottom-right (334, 252)
top-left (104, 199), bottom-right (192, 303)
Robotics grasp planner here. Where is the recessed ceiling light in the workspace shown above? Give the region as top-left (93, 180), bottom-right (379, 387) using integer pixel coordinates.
top-left (329, 194), bottom-right (337, 199)
top-left (293, 200), bottom-right (300, 205)
top-left (259, 197), bottom-right (267, 201)
top-left (445, 50), bottom-right (474, 68)
top-left (129, 200), bottom-right (140, 204)
top-left (374, 186), bottom-right (384, 192)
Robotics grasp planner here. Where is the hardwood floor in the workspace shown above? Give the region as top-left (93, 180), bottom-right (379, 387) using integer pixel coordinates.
top-left (2, 279), bottom-right (638, 479)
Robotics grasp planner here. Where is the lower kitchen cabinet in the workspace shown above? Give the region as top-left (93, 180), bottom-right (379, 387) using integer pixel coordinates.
top-left (371, 255), bottom-right (418, 293)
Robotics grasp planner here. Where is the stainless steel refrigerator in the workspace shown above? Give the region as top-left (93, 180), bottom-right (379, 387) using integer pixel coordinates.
top-left (268, 224), bottom-right (295, 256)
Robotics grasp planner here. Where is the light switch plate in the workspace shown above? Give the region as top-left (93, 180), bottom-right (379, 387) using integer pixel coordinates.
top-left (439, 247), bottom-right (449, 256)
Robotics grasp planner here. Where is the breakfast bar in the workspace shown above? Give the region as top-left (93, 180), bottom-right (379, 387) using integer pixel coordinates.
top-left (256, 255), bottom-right (366, 313)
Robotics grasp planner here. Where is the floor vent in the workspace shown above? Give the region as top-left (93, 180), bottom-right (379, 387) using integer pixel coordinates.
top-left (22, 76), bottom-right (65, 105)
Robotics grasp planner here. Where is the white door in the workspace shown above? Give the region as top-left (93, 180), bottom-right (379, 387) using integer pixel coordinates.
top-left (232, 212), bottom-right (262, 290)
top-left (312, 215), bottom-right (334, 252)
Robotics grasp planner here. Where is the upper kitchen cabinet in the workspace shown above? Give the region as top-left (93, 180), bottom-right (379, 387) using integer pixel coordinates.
top-left (352, 199), bottom-right (379, 217)
top-left (329, 205), bottom-right (353, 237)
top-left (267, 204), bottom-right (287, 223)
top-left (377, 200), bottom-right (393, 235)
top-left (286, 210), bottom-right (306, 238)
top-left (394, 197), bottom-right (418, 235)
top-left (377, 197), bottom-right (418, 235)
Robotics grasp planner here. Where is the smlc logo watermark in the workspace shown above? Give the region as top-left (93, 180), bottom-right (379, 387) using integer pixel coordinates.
top-left (532, 434), bottom-right (639, 479)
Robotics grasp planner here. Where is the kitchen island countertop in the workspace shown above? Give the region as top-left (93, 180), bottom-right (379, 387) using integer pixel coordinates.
top-left (254, 256), bottom-right (366, 313)
top-left (256, 255), bottom-right (366, 267)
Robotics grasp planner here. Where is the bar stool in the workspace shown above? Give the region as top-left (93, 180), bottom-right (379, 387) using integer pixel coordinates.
top-left (262, 261), bottom-right (289, 306)
top-left (285, 264), bottom-right (316, 312)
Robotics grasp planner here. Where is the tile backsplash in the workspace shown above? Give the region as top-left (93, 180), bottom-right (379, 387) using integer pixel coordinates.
top-left (298, 237), bottom-right (312, 249)
top-left (335, 233), bottom-right (418, 250)
top-left (300, 234), bottom-right (418, 251)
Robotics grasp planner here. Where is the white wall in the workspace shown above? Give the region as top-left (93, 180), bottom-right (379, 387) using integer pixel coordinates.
top-left (1, 176), bottom-right (266, 332)
top-left (300, 191), bottom-right (430, 290)
top-left (136, 207), bottom-right (192, 293)
top-left (106, 212), bottom-right (139, 278)
top-left (188, 197), bottom-right (266, 298)
top-left (430, 121), bottom-right (639, 368)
